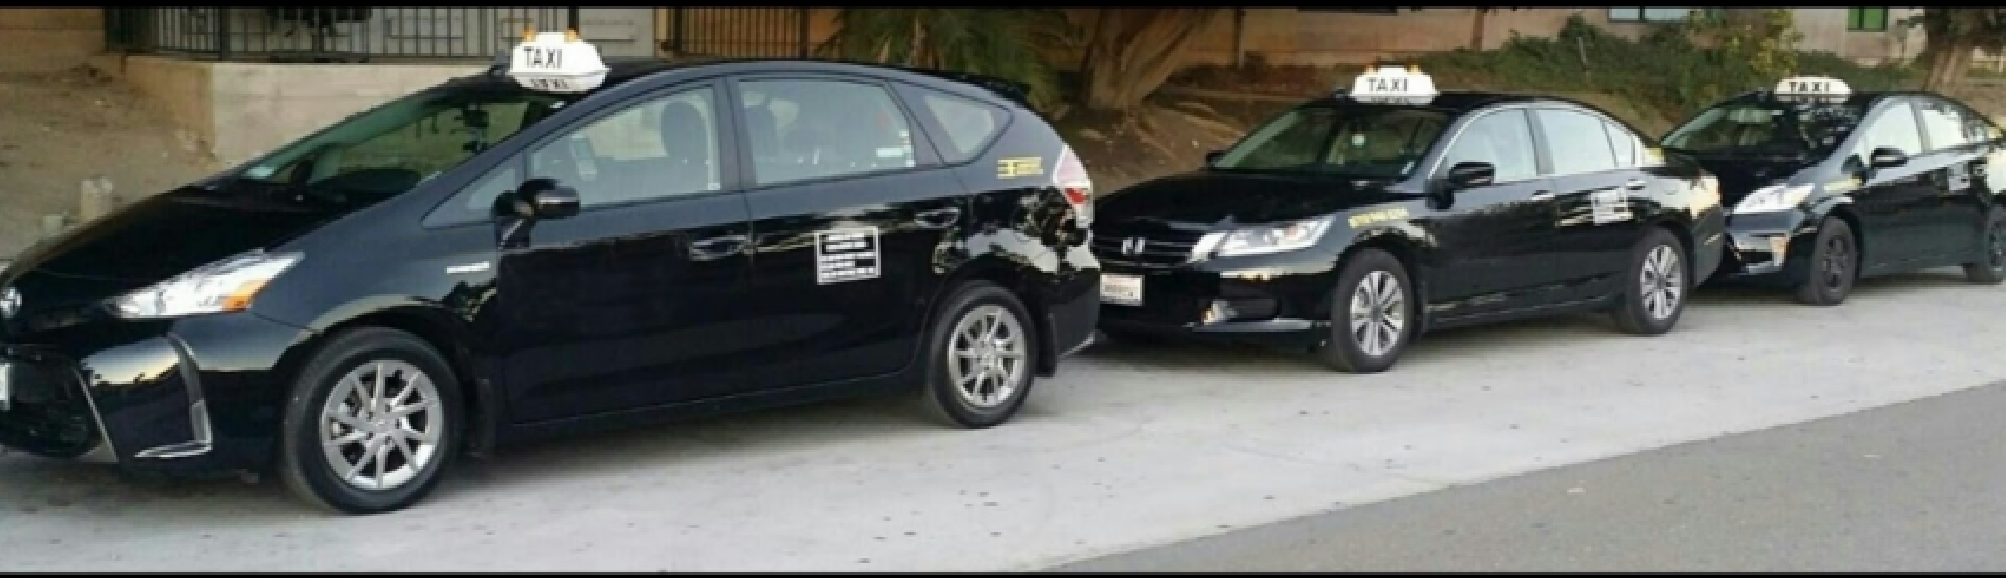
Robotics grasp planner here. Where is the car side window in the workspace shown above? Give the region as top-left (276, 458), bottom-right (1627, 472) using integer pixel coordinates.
top-left (736, 78), bottom-right (918, 185)
top-left (457, 162), bottom-right (522, 216)
top-left (1438, 109), bottom-right (1538, 183)
top-left (527, 85), bottom-right (723, 208)
top-left (1853, 101), bottom-right (1924, 161)
top-left (909, 89), bottom-right (1008, 163)
top-left (1532, 108), bottom-right (1619, 175)
top-left (1918, 98), bottom-right (1972, 152)
top-left (1602, 120), bottom-right (1642, 167)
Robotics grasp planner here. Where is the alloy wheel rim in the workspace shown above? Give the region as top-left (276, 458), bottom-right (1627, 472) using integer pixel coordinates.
top-left (1348, 270), bottom-right (1405, 357)
top-left (319, 360), bottom-right (443, 492)
top-left (948, 304), bottom-right (1027, 408)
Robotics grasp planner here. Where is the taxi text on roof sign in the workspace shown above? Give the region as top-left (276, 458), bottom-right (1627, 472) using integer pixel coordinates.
top-left (1772, 75), bottom-right (1851, 104)
top-left (508, 29), bottom-right (609, 93)
top-left (1346, 64), bottom-right (1438, 105)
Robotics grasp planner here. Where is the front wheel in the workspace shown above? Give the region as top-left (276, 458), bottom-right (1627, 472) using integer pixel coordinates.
top-left (278, 327), bottom-right (463, 515)
top-left (1315, 248), bottom-right (1414, 373)
top-left (1793, 217), bottom-right (1858, 306)
top-left (916, 281), bottom-right (1038, 428)
top-left (1610, 227), bottom-right (1689, 335)
top-left (1962, 209), bottom-right (2006, 285)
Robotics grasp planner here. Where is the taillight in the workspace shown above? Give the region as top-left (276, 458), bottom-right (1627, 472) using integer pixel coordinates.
top-left (1055, 145), bottom-right (1093, 226)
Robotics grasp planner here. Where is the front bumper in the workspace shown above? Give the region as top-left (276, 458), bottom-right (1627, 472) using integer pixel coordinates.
top-left (0, 312), bottom-right (308, 476)
top-left (1714, 210), bottom-right (1816, 285)
top-left (1097, 255), bottom-right (1338, 348)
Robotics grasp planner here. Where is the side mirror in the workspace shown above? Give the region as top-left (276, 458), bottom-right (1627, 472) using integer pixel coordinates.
top-left (1204, 150), bottom-right (1224, 166)
top-left (1445, 161), bottom-right (1496, 189)
top-left (1868, 147), bottom-right (1908, 169)
top-left (513, 178), bottom-right (580, 220)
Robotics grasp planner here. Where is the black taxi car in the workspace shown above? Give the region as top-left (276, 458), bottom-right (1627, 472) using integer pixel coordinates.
top-left (1092, 64), bottom-right (1726, 373)
top-left (1661, 75), bottom-right (2006, 305)
top-left (0, 31), bottom-right (1099, 514)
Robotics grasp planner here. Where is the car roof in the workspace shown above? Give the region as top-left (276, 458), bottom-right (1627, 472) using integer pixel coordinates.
top-left (460, 56), bottom-right (1033, 107)
top-left (1720, 88), bottom-right (1954, 108)
top-left (1308, 90), bottom-right (1619, 116)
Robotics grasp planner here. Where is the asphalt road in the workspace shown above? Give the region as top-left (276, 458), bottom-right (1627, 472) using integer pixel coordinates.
top-left (4, 269), bottom-right (2006, 572)
top-left (1055, 378), bottom-right (2006, 572)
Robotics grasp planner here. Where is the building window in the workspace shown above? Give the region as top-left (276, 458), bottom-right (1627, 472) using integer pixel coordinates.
top-left (1848, 7), bottom-right (1889, 31)
top-left (1607, 7), bottom-right (1696, 23)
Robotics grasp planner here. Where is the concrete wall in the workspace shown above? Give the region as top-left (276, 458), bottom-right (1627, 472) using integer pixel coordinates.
top-left (0, 9), bottom-right (103, 72)
top-left (108, 55), bottom-right (483, 165)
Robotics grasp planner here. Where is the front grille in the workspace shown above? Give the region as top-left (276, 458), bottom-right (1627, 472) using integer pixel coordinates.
top-left (1091, 229), bottom-right (1207, 267)
top-left (0, 353), bottom-right (101, 459)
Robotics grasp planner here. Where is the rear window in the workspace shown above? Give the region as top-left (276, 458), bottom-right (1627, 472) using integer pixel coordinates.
top-left (905, 88), bottom-right (1009, 163)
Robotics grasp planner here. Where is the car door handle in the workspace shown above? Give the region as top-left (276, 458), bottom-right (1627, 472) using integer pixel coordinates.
top-left (914, 207), bottom-right (962, 228)
top-left (1623, 179), bottom-right (1648, 190)
top-left (687, 234), bottom-right (748, 261)
top-left (1528, 190), bottom-right (1556, 201)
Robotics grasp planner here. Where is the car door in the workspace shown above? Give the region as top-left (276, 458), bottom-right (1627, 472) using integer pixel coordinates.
top-left (1526, 107), bottom-right (1649, 302)
top-left (1914, 96), bottom-right (1991, 260)
top-left (727, 74), bottom-right (965, 392)
top-left (1413, 107), bottom-right (1556, 317)
top-left (1845, 98), bottom-right (1935, 269)
top-left (484, 83), bottom-right (760, 422)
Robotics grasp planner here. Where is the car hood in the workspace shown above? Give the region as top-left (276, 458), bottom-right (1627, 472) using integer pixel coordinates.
top-left (1097, 171), bottom-right (1412, 230)
top-left (0, 184), bottom-right (343, 334)
top-left (1685, 156), bottom-right (1814, 208)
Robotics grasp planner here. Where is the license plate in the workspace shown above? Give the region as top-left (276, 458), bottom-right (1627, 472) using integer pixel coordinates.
top-left (1100, 274), bottom-right (1143, 306)
top-left (0, 362), bottom-right (11, 413)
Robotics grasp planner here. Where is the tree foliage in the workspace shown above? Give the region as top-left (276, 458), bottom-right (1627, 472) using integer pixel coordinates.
top-left (1907, 8), bottom-right (2006, 91)
top-left (816, 9), bottom-right (1077, 111)
top-left (1076, 9), bottom-right (1226, 112)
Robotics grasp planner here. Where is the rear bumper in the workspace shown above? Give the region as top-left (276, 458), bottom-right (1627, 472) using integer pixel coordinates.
top-left (0, 312), bottom-right (309, 476)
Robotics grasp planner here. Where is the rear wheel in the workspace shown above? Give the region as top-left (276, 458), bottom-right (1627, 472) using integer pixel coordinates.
top-left (278, 327), bottom-right (462, 515)
top-left (917, 281), bottom-right (1037, 428)
top-left (1315, 248), bottom-right (1414, 373)
top-left (1962, 209), bottom-right (2006, 285)
top-left (1610, 227), bottom-right (1688, 335)
top-left (1793, 217), bottom-right (1857, 306)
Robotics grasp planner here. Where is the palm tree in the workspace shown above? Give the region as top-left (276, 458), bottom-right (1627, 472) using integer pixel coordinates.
top-left (817, 9), bottom-right (1078, 112)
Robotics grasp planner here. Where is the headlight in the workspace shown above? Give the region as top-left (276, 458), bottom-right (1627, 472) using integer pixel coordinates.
top-left (1733, 184), bottom-right (1814, 215)
top-left (1198, 216), bottom-right (1334, 258)
top-left (109, 251), bottom-right (302, 320)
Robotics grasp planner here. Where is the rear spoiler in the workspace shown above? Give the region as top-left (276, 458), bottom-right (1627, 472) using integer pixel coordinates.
top-left (897, 67), bottom-right (1035, 108)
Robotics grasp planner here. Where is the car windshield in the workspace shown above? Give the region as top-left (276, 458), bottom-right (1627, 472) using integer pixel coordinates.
top-left (1212, 104), bottom-right (1451, 179)
top-left (235, 83), bottom-right (574, 198)
top-left (1661, 99), bottom-right (1868, 159)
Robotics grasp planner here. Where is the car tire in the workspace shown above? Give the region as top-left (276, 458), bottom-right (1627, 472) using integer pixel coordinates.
top-left (1610, 227), bottom-right (1690, 336)
top-left (278, 327), bottom-right (464, 515)
top-left (1793, 217), bottom-right (1858, 306)
top-left (1961, 208), bottom-right (2006, 285)
top-left (1315, 248), bottom-right (1414, 374)
top-left (916, 281), bottom-right (1038, 429)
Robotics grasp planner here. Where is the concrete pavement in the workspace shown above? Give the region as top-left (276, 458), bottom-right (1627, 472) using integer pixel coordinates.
top-left (1056, 378), bottom-right (2006, 572)
top-left (2, 269), bottom-right (2004, 571)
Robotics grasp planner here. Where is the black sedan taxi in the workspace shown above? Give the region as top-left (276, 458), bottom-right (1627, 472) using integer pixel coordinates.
top-left (1092, 64), bottom-right (1726, 373)
top-left (1661, 75), bottom-right (2006, 305)
top-left (0, 31), bottom-right (1099, 514)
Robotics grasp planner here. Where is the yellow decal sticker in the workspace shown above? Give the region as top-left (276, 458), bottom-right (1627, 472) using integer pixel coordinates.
top-left (1348, 207), bottom-right (1410, 228)
top-left (1643, 147), bottom-right (1665, 165)
top-left (1825, 177), bottom-right (1861, 192)
top-left (997, 157), bottom-right (1043, 179)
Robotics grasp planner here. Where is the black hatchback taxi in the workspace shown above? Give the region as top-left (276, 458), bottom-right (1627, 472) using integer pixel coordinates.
top-left (0, 31), bottom-right (1099, 514)
top-left (1661, 75), bottom-right (2006, 305)
top-left (1092, 64), bottom-right (1726, 373)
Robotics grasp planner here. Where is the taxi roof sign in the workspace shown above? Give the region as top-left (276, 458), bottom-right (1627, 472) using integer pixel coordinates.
top-left (1772, 75), bottom-right (1851, 104)
top-left (1346, 64), bottom-right (1438, 105)
top-left (508, 29), bottom-right (609, 93)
